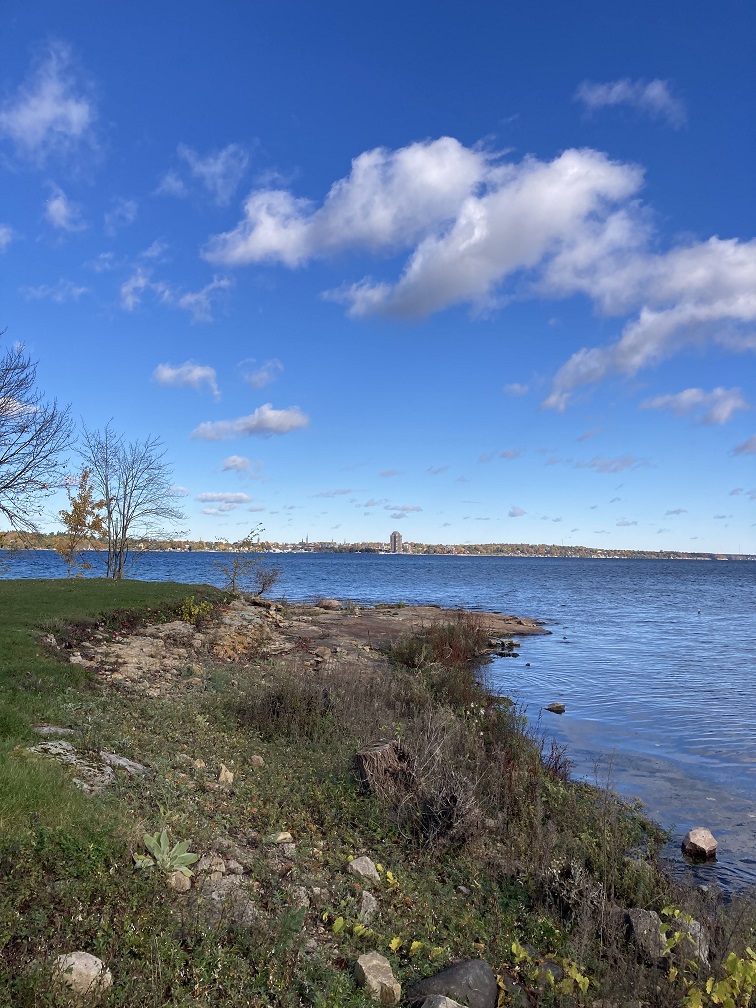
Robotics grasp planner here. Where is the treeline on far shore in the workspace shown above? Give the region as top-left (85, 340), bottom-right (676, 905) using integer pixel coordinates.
top-left (2, 529), bottom-right (753, 562)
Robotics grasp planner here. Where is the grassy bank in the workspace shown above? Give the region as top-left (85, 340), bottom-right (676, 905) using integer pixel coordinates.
top-left (0, 582), bottom-right (753, 1006)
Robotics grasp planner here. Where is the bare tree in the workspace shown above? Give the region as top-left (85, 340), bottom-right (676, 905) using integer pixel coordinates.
top-left (80, 422), bottom-right (184, 579)
top-left (0, 339), bottom-right (72, 531)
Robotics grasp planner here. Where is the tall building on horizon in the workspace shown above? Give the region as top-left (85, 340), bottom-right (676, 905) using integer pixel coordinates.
top-left (390, 530), bottom-right (403, 553)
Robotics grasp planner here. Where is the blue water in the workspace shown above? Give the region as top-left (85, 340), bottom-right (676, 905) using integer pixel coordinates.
top-left (3, 549), bottom-right (755, 892)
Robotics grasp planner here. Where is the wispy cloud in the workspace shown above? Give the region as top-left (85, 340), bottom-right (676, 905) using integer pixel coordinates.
top-left (504, 382), bottom-right (529, 396)
top-left (577, 428), bottom-right (600, 442)
top-left (153, 360), bottom-right (219, 397)
top-left (221, 455), bottom-right (264, 478)
top-left (427, 465), bottom-right (448, 474)
top-left (733, 435), bottom-right (756, 455)
top-left (616, 519), bottom-right (637, 526)
top-left (313, 488), bottom-right (353, 497)
top-left (120, 268), bottom-right (232, 322)
top-left (104, 197), bottom-right (137, 236)
top-left (641, 386), bottom-right (749, 424)
top-left (574, 78), bottom-right (686, 128)
top-left (574, 455), bottom-right (645, 474)
top-left (20, 278), bottom-right (89, 302)
top-left (508, 505), bottom-right (526, 517)
top-left (665, 508), bottom-right (687, 516)
top-left (178, 143), bottom-right (249, 204)
top-left (44, 184), bottom-right (85, 230)
top-left (241, 358), bottom-right (283, 389)
top-left (155, 170), bottom-right (187, 198)
top-left (191, 404), bottom-right (309, 440)
top-left (0, 225), bottom-right (14, 251)
top-left (500, 449), bottom-right (520, 459)
top-left (384, 503), bottom-right (422, 512)
top-left (0, 42), bottom-right (97, 165)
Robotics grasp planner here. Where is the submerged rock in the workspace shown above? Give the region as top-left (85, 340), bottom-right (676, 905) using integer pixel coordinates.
top-left (545, 702), bottom-right (566, 714)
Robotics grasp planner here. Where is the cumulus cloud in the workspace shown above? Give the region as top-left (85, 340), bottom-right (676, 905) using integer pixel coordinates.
top-left (508, 506), bottom-right (526, 517)
top-left (504, 382), bottom-right (529, 396)
top-left (574, 78), bottom-right (686, 128)
top-left (200, 133), bottom-right (756, 407)
top-left (241, 358), bottom-right (283, 389)
top-left (641, 386), bottom-right (749, 424)
top-left (196, 491), bottom-right (252, 504)
top-left (575, 455), bottom-right (644, 474)
top-left (153, 360), bottom-right (219, 397)
top-left (168, 485), bottom-right (189, 497)
top-left (178, 143), bottom-right (249, 204)
top-left (0, 42), bottom-right (96, 164)
top-left (733, 435), bottom-right (756, 455)
top-left (543, 238), bottom-right (756, 409)
top-left (0, 225), bottom-right (13, 251)
top-left (44, 184), bottom-right (85, 230)
top-left (21, 279), bottom-right (89, 302)
top-left (191, 403), bottom-right (309, 440)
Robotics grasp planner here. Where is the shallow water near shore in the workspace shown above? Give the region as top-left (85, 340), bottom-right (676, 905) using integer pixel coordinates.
top-left (3, 549), bottom-right (755, 893)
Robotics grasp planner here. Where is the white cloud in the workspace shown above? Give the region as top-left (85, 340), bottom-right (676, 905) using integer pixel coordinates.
top-left (543, 238), bottom-right (756, 409)
top-left (575, 78), bottom-right (686, 128)
top-left (616, 519), bottom-right (638, 527)
top-left (155, 170), bottom-right (188, 198)
top-left (504, 382), bottom-right (529, 396)
top-left (500, 449), bottom-right (520, 459)
top-left (508, 506), bottom-right (526, 517)
top-left (427, 465), bottom-right (448, 474)
top-left (202, 133), bottom-right (755, 406)
top-left (44, 184), bottom-right (85, 230)
top-left (384, 503), bottom-right (422, 512)
top-left (379, 469), bottom-right (400, 477)
top-left (104, 197), bottom-right (137, 236)
top-left (168, 485), bottom-right (189, 497)
top-left (0, 42), bottom-right (96, 164)
top-left (120, 269), bottom-right (231, 322)
top-left (313, 488), bottom-right (353, 497)
top-left (222, 455), bottom-right (250, 472)
top-left (204, 136), bottom-right (488, 268)
top-left (641, 387), bottom-right (749, 424)
top-left (577, 428), bottom-right (600, 441)
top-left (175, 276), bottom-right (232, 322)
top-left (191, 403), bottom-right (309, 440)
top-left (0, 225), bottom-right (13, 251)
top-left (178, 143), bottom-right (249, 204)
top-left (241, 358), bottom-right (283, 388)
top-left (196, 492), bottom-right (252, 505)
top-left (665, 508), bottom-right (687, 515)
top-left (153, 360), bottom-right (219, 397)
top-left (733, 435), bottom-right (756, 455)
top-left (20, 279), bottom-right (89, 302)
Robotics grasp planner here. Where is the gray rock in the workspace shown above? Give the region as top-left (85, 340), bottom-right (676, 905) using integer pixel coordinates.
top-left (188, 874), bottom-right (259, 930)
top-left (347, 855), bottom-right (380, 883)
top-left (406, 960), bottom-right (498, 1008)
top-left (498, 974), bottom-right (529, 1008)
top-left (421, 998), bottom-right (466, 1008)
top-left (627, 908), bottom-right (667, 962)
top-left (676, 918), bottom-right (710, 966)
top-left (545, 702), bottom-right (566, 714)
top-left (33, 724), bottom-right (74, 736)
top-left (355, 951), bottom-right (401, 1005)
top-left (359, 889), bottom-right (378, 923)
top-left (26, 741), bottom-right (115, 793)
top-left (317, 598), bottom-right (342, 611)
top-left (99, 751), bottom-right (147, 774)
top-left (289, 885), bottom-right (311, 911)
top-left (52, 951), bottom-right (112, 999)
top-left (682, 827), bottom-right (718, 860)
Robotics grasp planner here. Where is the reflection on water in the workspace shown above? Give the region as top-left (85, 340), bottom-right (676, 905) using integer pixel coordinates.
top-left (3, 550), bottom-right (755, 891)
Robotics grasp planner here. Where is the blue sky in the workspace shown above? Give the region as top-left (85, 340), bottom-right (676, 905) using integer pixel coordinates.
top-left (1, 1), bottom-right (754, 551)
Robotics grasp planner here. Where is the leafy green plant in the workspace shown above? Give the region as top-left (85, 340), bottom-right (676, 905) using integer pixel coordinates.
top-left (133, 829), bottom-right (199, 876)
top-left (178, 595), bottom-right (214, 624)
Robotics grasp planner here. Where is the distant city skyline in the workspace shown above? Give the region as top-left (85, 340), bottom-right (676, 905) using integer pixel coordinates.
top-left (1, 3), bottom-right (754, 552)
